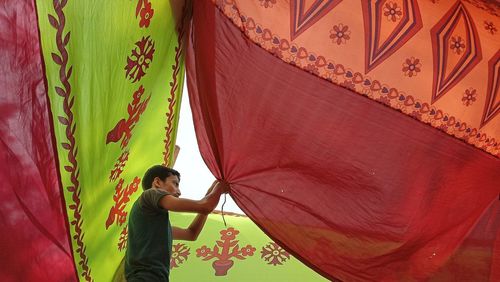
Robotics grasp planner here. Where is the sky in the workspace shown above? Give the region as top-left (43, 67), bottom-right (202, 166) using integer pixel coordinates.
top-left (173, 80), bottom-right (243, 214)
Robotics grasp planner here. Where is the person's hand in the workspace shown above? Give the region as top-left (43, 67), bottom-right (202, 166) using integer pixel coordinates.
top-left (216, 180), bottom-right (230, 194)
top-left (205, 180), bottom-right (217, 196)
top-left (206, 180), bottom-right (230, 196)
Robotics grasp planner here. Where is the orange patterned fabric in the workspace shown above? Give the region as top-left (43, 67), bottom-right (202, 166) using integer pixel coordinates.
top-left (187, 1), bottom-right (500, 280)
top-left (214, 0), bottom-right (499, 157)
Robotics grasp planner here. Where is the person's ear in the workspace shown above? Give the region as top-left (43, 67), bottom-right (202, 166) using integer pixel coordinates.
top-left (152, 177), bottom-right (161, 188)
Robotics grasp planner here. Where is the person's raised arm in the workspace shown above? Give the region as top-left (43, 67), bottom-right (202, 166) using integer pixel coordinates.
top-left (171, 183), bottom-right (218, 240)
top-left (158, 180), bottom-right (229, 215)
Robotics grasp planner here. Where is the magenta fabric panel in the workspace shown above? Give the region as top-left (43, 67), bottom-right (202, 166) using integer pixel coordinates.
top-left (186, 1), bottom-right (500, 281)
top-left (0, 1), bottom-right (76, 281)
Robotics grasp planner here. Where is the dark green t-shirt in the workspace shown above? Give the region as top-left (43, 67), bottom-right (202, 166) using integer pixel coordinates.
top-left (125, 188), bottom-right (172, 282)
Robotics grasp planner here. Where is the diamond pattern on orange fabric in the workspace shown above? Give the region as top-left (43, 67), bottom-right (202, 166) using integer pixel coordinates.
top-left (362, 0), bottom-right (423, 73)
top-left (290, 0), bottom-right (342, 41)
top-left (430, 1), bottom-right (482, 104)
top-left (481, 50), bottom-right (500, 128)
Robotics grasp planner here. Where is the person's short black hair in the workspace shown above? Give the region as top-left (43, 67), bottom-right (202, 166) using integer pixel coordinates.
top-left (142, 165), bottom-right (180, 190)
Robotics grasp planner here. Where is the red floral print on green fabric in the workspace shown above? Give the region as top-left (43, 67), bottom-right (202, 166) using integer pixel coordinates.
top-left (261, 242), bottom-right (290, 266)
top-left (105, 177), bottom-right (140, 229)
top-left (170, 243), bottom-right (190, 269)
top-left (196, 227), bottom-right (255, 276)
top-left (135, 0), bottom-right (155, 28)
top-left (125, 36), bottom-right (155, 83)
top-left (109, 150), bottom-right (129, 182)
top-left (118, 226), bottom-right (128, 251)
top-left (220, 227), bottom-right (239, 241)
top-left (106, 85), bottom-right (151, 149)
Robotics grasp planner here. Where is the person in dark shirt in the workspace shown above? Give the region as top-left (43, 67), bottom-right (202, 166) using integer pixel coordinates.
top-left (125, 165), bottom-right (229, 281)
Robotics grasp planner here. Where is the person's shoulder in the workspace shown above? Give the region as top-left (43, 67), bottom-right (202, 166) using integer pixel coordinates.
top-left (139, 189), bottom-right (171, 211)
top-left (143, 188), bottom-right (169, 196)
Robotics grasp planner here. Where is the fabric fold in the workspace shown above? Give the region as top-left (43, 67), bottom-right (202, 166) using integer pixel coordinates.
top-left (186, 1), bottom-right (500, 280)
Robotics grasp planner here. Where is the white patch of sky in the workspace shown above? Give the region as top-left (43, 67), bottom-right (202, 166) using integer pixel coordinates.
top-left (173, 80), bottom-right (243, 214)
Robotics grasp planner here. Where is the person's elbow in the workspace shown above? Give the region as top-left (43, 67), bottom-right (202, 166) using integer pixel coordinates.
top-left (188, 229), bottom-right (200, 241)
top-left (184, 230), bottom-right (198, 241)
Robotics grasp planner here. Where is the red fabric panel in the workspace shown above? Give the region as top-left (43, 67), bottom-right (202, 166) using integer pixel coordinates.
top-left (187, 1), bottom-right (223, 178)
top-left (187, 1), bottom-right (500, 281)
top-left (430, 201), bottom-right (500, 281)
top-left (0, 1), bottom-right (77, 281)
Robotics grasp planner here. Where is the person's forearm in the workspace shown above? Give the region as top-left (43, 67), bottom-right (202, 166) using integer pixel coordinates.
top-left (160, 181), bottom-right (227, 215)
top-left (186, 213), bottom-right (209, 240)
top-left (200, 184), bottom-right (223, 212)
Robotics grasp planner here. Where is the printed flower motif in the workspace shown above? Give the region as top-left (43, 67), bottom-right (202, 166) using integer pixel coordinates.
top-left (259, 0), bottom-right (276, 8)
top-left (450, 36), bottom-right (466, 55)
top-left (462, 88), bottom-right (477, 106)
top-left (402, 57), bottom-right (421, 77)
top-left (109, 151), bottom-right (129, 182)
top-left (384, 2), bottom-right (403, 22)
top-left (305, 64), bottom-right (319, 76)
top-left (133, 84), bottom-right (146, 101)
top-left (261, 242), bottom-right (290, 266)
top-left (196, 227), bottom-right (253, 276)
top-left (377, 96), bottom-right (391, 106)
top-left (117, 226), bottom-right (128, 251)
top-left (329, 24), bottom-right (351, 45)
top-left (196, 246), bottom-right (211, 258)
top-left (105, 177), bottom-right (141, 229)
top-left (128, 179), bottom-right (140, 192)
top-left (139, 0), bottom-right (154, 28)
top-left (484, 21), bottom-right (497, 34)
top-left (125, 36), bottom-right (155, 83)
top-left (340, 80), bottom-right (356, 90)
top-left (170, 243), bottom-right (190, 269)
top-left (220, 227), bottom-right (239, 241)
top-left (270, 47), bottom-right (283, 59)
top-left (240, 245), bottom-right (256, 256)
top-left (437, 124), bottom-right (449, 132)
top-left (409, 110), bottom-right (422, 120)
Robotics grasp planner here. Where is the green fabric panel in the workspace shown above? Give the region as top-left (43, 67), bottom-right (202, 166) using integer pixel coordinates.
top-left (35, 0), bottom-right (185, 280)
top-left (168, 213), bottom-right (328, 282)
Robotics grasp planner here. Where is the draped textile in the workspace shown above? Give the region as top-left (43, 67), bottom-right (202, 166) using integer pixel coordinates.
top-left (168, 212), bottom-right (327, 281)
top-left (215, 0), bottom-right (500, 157)
top-left (0, 1), bottom-right (76, 281)
top-left (2, 0), bottom-right (187, 281)
top-left (186, 1), bottom-right (500, 281)
top-left (33, 0), bottom-right (187, 280)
